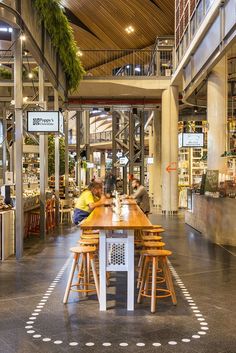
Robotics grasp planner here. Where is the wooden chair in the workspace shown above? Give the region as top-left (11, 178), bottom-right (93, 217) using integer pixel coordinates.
top-left (59, 199), bottom-right (73, 224)
top-left (137, 249), bottom-right (177, 313)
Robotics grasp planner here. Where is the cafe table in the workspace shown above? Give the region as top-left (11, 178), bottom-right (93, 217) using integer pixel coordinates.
top-left (80, 200), bottom-right (152, 311)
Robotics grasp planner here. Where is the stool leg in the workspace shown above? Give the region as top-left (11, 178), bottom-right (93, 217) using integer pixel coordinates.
top-left (90, 255), bottom-right (100, 302)
top-left (77, 253), bottom-right (83, 286)
top-left (83, 253), bottom-right (88, 296)
top-left (63, 254), bottom-right (78, 304)
top-left (137, 254), bottom-right (144, 289)
top-left (162, 257), bottom-right (177, 305)
top-left (137, 256), bottom-right (149, 304)
top-left (151, 256), bottom-right (157, 313)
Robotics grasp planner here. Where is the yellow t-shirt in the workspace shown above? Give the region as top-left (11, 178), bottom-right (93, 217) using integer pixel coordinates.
top-left (75, 190), bottom-right (94, 213)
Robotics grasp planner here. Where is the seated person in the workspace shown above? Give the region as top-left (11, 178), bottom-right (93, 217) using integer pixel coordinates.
top-left (127, 178), bottom-right (150, 215)
top-left (73, 181), bottom-right (106, 224)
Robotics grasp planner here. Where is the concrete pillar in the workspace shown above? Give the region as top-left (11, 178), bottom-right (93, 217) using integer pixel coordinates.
top-left (153, 110), bottom-right (162, 208)
top-left (100, 151), bottom-right (106, 179)
top-left (14, 29), bottom-right (24, 258)
top-left (148, 124), bottom-right (154, 198)
top-left (207, 56), bottom-right (227, 172)
top-left (64, 110), bottom-right (69, 198)
top-left (161, 86), bottom-right (178, 214)
top-left (54, 89), bottom-right (60, 225)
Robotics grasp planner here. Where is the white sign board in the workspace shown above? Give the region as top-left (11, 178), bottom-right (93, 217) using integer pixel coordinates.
top-left (27, 111), bottom-right (64, 134)
top-left (5, 171), bottom-right (13, 185)
top-left (146, 157), bottom-right (154, 165)
top-left (119, 156), bottom-right (129, 166)
top-left (179, 133), bottom-right (204, 148)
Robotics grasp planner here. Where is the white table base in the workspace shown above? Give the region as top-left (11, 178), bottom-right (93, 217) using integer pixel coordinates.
top-left (99, 229), bottom-right (134, 311)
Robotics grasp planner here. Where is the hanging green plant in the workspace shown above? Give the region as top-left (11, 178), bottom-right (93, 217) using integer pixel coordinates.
top-left (0, 66), bottom-right (12, 79)
top-left (33, 0), bottom-right (85, 91)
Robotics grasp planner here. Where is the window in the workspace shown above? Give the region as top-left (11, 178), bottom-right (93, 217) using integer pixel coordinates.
top-left (196, 0), bottom-right (204, 28)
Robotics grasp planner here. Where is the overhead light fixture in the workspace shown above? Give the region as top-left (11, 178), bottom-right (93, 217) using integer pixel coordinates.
top-left (134, 66), bottom-right (141, 72)
top-left (28, 72), bottom-right (33, 79)
top-left (126, 65), bottom-right (130, 69)
top-left (194, 106), bottom-right (198, 113)
top-left (23, 96), bottom-right (28, 103)
top-left (77, 50), bottom-right (83, 57)
top-left (10, 99), bottom-right (15, 105)
top-left (125, 25), bottom-right (134, 34)
top-left (20, 34), bottom-right (26, 41)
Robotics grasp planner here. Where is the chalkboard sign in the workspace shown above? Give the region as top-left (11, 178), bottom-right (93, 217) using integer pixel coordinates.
top-left (204, 170), bottom-right (219, 193)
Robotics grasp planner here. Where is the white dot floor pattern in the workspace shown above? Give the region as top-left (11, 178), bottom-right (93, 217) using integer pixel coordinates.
top-left (24, 258), bottom-right (209, 348)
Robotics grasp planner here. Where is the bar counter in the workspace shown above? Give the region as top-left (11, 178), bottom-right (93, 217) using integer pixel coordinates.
top-left (185, 193), bottom-right (236, 246)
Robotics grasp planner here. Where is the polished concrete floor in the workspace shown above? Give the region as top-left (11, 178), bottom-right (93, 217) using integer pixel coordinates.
top-left (0, 212), bottom-right (236, 353)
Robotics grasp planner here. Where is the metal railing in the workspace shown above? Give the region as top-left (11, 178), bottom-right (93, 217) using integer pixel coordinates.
top-left (90, 131), bottom-right (112, 144)
top-left (80, 41), bottom-right (174, 78)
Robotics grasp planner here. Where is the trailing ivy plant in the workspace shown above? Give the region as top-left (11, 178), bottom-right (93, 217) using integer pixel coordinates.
top-left (33, 0), bottom-right (85, 91)
top-left (0, 67), bottom-right (12, 79)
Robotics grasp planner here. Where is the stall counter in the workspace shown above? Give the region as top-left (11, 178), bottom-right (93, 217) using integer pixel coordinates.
top-left (185, 194), bottom-right (236, 246)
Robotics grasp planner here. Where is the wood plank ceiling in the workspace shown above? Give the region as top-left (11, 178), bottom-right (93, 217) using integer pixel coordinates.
top-left (61, 0), bottom-right (174, 72)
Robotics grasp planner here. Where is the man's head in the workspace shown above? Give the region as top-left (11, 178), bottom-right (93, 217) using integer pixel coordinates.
top-left (89, 181), bottom-right (103, 197)
top-left (131, 178), bottom-right (141, 190)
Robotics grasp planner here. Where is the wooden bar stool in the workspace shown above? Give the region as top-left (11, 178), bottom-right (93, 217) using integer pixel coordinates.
top-left (137, 241), bottom-right (165, 289)
top-left (137, 249), bottom-right (177, 313)
top-left (143, 228), bottom-right (165, 235)
top-left (81, 233), bottom-right (100, 240)
top-left (63, 245), bottom-right (99, 304)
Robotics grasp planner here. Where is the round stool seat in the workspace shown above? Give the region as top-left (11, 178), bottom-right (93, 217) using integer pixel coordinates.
top-left (151, 225), bottom-right (162, 228)
top-left (142, 241), bottom-right (165, 248)
top-left (81, 233), bottom-right (99, 239)
top-left (78, 239), bottom-right (99, 246)
top-left (70, 246), bottom-right (96, 254)
top-left (83, 230), bottom-right (99, 234)
top-left (142, 249), bottom-right (172, 256)
top-left (144, 228), bottom-right (165, 234)
top-left (141, 235), bottom-right (162, 241)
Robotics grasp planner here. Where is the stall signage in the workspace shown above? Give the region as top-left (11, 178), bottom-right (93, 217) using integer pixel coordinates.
top-left (119, 156), bottom-right (129, 166)
top-left (146, 157), bottom-right (154, 165)
top-left (116, 151), bottom-right (123, 158)
top-left (178, 133), bottom-right (204, 148)
top-left (27, 111), bottom-right (64, 134)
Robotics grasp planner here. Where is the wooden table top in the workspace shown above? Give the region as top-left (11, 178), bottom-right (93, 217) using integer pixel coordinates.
top-left (80, 202), bottom-right (152, 230)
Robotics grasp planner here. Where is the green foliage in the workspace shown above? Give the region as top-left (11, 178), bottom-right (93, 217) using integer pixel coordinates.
top-left (48, 134), bottom-right (66, 176)
top-left (33, 0), bottom-right (85, 91)
top-left (25, 136), bottom-right (38, 145)
top-left (0, 67), bottom-right (12, 79)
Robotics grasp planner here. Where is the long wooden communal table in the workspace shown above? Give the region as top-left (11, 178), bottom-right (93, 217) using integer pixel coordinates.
top-left (80, 201), bottom-right (152, 311)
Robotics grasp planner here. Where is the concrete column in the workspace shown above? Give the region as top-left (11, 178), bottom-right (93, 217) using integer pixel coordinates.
top-left (64, 110), bottom-right (69, 198)
top-left (148, 125), bottom-right (154, 198)
top-left (161, 86), bottom-right (178, 214)
top-left (153, 110), bottom-right (162, 208)
top-left (100, 151), bottom-right (106, 179)
top-left (207, 56), bottom-right (227, 172)
top-left (39, 67), bottom-right (46, 239)
top-left (2, 104), bottom-right (7, 183)
top-left (14, 29), bottom-right (24, 258)
top-left (75, 111), bottom-right (81, 188)
top-left (54, 89), bottom-right (60, 225)
top-left (82, 110), bottom-right (90, 185)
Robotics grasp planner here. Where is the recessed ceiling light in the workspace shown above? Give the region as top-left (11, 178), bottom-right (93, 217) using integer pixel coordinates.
top-left (125, 26), bottom-right (134, 34)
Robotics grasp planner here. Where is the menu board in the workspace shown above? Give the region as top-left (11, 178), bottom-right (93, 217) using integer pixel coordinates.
top-left (178, 133), bottom-right (204, 148)
top-left (204, 170), bottom-right (219, 193)
top-left (27, 111), bottom-right (64, 135)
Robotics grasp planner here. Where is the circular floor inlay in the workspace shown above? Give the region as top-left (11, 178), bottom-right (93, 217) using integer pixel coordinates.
top-left (152, 343), bottom-right (161, 347)
top-left (136, 343), bottom-right (145, 346)
top-left (34, 309), bottom-right (41, 312)
top-left (86, 342), bottom-right (95, 346)
top-left (54, 340), bottom-right (63, 345)
top-left (25, 326), bottom-right (33, 329)
top-left (198, 318), bottom-right (205, 321)
top-left (42, 338), bottom-right (51, 342)
top-left (119, 343), bottom-right (128, 347)
top-left (27, 330), bottom-right (35, 334)
top-left (182, 339), bottom-right (190, 343)
top-left (26, 321), bottom-right (34, 324)
top-left (29, 317), bottom-right (36, 320)
top-left (192, 335), bottom-right (200, 339)
top-left (193, 310), bottom-right (200, 313)
top-left (195, 314), bottom-right (202, 317)
top-left (168, 341), bottom-right (177, 345)
top-left (33, 334), bottom-right (41, 338)
top-left (69, 342), bottom-right (79, 346)
top-left (201, 327), bottom-right (209, 331)
top-left (32, 313), bottom-right (39, 316)
top-left (103, 343), bottom-right (112, 346)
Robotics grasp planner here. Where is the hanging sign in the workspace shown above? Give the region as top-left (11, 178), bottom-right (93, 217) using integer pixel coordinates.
top-left (27, 111), bottom-right (64, 134)
top-left (179, 133), bottom-right (204, 148)
top-left (119, 156), bottom-right (129, 166)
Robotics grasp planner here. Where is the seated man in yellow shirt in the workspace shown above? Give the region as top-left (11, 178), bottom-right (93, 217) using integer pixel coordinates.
top-left (73, 181), bottom-right (106, 224)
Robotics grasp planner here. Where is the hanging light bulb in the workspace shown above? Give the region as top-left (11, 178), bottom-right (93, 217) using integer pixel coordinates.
top-left (28, 72), bottom-right (33, 79)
